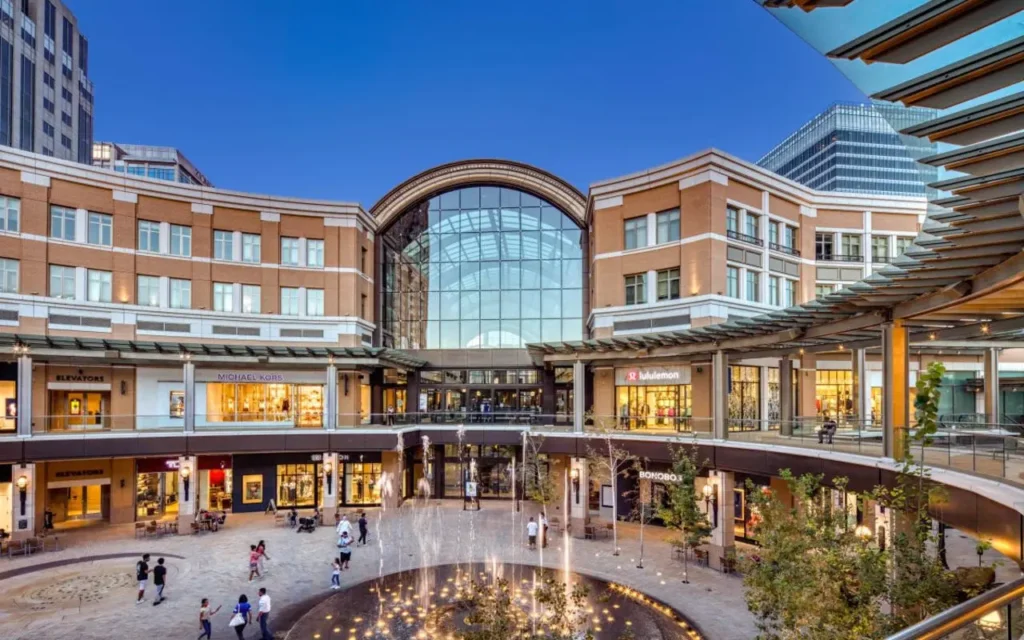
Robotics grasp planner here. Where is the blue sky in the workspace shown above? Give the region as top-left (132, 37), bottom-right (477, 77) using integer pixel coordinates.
top-left (71, 0), bottom-right (865, 205)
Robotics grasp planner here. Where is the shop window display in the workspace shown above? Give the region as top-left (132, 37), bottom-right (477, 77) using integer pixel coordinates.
top-left (136, 471), bottom-right (179, 518)
top-left (615, 385), bottom-right (692, 431)
top-left (345, 462), bottom-right (382, 505)
top-left (816, 370), bottom-right (853, 419)
top-left (728, 366), bottom-right (760, 430)
top-left (277, 464), bottom-right (319, 508)
top-left (205, 383), bottom-right (323, 426)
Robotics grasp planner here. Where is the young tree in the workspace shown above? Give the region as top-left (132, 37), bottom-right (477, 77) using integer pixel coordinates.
top-left (523, 433), bottom-right (559, 527)
top-left (585, 430), bottom-right (637, 555)
top-left (655, 443), bottom-right (712, 583)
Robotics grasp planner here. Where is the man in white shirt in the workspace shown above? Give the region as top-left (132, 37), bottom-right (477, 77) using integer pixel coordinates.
top-left (526, 517), bottom-right (539, 549)
top-left (336, 514), bottom-right (352, 546)
top-left (257, 588), bottom-right (272, 640)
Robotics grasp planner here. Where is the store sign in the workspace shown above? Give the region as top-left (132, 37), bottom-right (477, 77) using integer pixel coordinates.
top-left (197, 370), bottom-right (326, 384)
top-left (55, 374), bottom-right (106, 383)
top-left (615, 366), bottom-right (689, 386)
top-left (215, 372), bottom-right (285, 383)
top-left (639, 470), bottom-right (681, 483)
top-left (54, 468), bottom-right (106, 479)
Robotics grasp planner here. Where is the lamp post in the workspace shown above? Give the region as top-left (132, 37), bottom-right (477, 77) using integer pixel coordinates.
top-left (181, 466), bottom-right (192, 502)
top-left (16, 474), bottom-right (28, 516)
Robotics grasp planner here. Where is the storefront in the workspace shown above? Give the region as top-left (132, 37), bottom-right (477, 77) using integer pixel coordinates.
top-left (135, 457), bottom-right (180, 520)
top-left (441, 445), bottom-right (516, 499)
top-left (816, 370), bottom-right (854, 419)
top-left (732, 473), bottom-right (771, 543)
top-left (417, 368), bottom-right (547, 423)
top-left (614, 366), bottom-right (692, 431)
top-left (46, 368), bottom-right (113, 431)
top-left (46, 459), bottom-right (112, 523)
top-left (198, 455), bottom-right (233, 512)
top-left (0, 362), bottom-right (15, 432)
top-left (342, 453), bottom-right (383, 505)
top-left (728, 366), bottom-right (760, 430)
top-left (196, 370), bottom-right (325, 427)
top-left (231, 452), bottom-right (382, 513)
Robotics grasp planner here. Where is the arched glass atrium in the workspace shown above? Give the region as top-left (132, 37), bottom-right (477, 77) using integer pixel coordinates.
top-left (381, 185), bottom-right (584, 350)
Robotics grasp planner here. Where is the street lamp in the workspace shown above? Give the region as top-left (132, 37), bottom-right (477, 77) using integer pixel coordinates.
top-left (702, 482), bottom-right (718, 528)
top-left (854, 525), bottom-right (872, 541)
top-left (570, 468), bottom-right (580, 505)
top-left (181, 466), bottom-right (192, 502)
top-left (15, 474), bottom-right (28, 515)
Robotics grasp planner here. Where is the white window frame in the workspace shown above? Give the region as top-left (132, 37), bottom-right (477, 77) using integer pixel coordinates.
top-left (138, 220), bottom-right (160, 253)
top-left (726, 265), bottom-right (740, 299)
top-left (213, 282), bottom-right (234, 312)
top-left (0, 257), bottom-right (18, 293)
top-left (241, 233), bottom-right (261, 264)
top-left (87, 212), bottom-right (112, 246)
top-left (281, 237), bottom-right (300, 266)
top-left (306, 288), bottom-right (325, 316)
top-left (137, 275), bottom-right (160, 307)
top-left (306, 239), bottom-right (324, 268)
top-left (170, 225), bottom-right (192, 257)
top-left (768, 275), bottom-right (780, 306)
top-left (49, 264), bottom-right (75, 299)
top-left (50, 206), bottom-right (76, 241)
top-left (241, 284), bottom-right (261, 313)
top-left (87, 269), bottom-right (112, 302)
top-left (280, 287), bottom-right (300, 315)
top-left (623, 217), bottom-right (648, 251)
top-left (655, 209), bottom-right (680, 245)
top-left (170, 278), bottom-right (191, 309)
top-left (745, 270), bottom-right (760, 303)
top-left (0, 196), bottom-right (19, 233)
top-left (213, 230), bottom-right (234, 261)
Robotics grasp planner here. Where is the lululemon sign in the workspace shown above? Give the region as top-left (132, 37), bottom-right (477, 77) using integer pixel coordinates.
top-left (615, 366), bottom-right (690, 386)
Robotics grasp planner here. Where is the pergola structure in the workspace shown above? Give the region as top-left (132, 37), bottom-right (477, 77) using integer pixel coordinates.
top-left (530, 0), bottom-right (1024, 459)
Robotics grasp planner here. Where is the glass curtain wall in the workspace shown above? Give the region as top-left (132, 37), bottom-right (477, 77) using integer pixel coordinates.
top-left (382, 186), bottom-right (584, 349)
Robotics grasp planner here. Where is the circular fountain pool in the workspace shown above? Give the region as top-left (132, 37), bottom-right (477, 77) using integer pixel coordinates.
top-left (285, 562), bottom-right (703, 640)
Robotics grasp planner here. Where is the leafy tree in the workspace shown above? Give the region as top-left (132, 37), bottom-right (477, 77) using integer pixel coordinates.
top-left (585, 423), bottom-right (638, 555)
top-left (655, 443), bottom-right (712, 581)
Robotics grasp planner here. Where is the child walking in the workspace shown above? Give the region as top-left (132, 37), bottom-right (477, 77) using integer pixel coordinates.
top-left (330, 558), bottom-right (341, 589)
top-left (198, 598), bottom-right (221, 640)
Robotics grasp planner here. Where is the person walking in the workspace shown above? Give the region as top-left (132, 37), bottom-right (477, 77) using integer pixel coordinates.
top-left (135, 553), bottom-right (151, 604)
top-left (526, 517), bottom-right (538, 550)
top-left (248, 545), bottom-right (262, 582)
top-left (330, 558), bottom-right (341, 589)
top-left (336, 513), bottom-right (352, 544)
top-left (257, 588), bottom-right (272, 640)
top-left (198, 598), bottom-right (221, 640)
top-left (540, 514), bottom-right (550, 549)
top-left (152, 557), bottom-right (167, 605)
top-left (358, 512), bottom-right (369, 545)
top-left (256, 540), bottom-right (270, 575)
top-left (229, 595), bottom-right (251, 640)
top-left (338, 531), bottom-right (353, 570)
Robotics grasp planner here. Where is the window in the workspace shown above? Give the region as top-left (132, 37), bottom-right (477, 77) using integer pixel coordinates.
top-left (306, 288), bottom-right (324, 316)
top-left (306, 239), bottom-right (324, 268)
top-left (726, 266), bottom-right (739, 299)
top-left (746, 271), bottom-right (760, 302)
top-left (815, 232), bottom-right (834, 260)
top-left (241, 233), bottom-right (260, 263)
top-left (213, 283), bottom-right (233, 312)
top-left (170, 225), bottom-right (191, 257)
top-left (815, 284), bottom-right (834, 299)
top-left (137, 275), bottom-right (159, 306)
top-left (360, 294), bottom-right (367, 318)
top-left (768, 276), bottom-right (780, 306)
top-left (783, 225), bottom-right (796, 249)
top-left (624, 217), bottom-right (647, 250)
top-left (241, 285), bottom-right (260, 313)
top-left (360, 247), bottom-right (367, 272)
top-left (213, 230), bottom-right (233, 261)
top-left (170, 279), bottom-right (191, 309)
top-left (785, 279), bottom-right (797, 307)
top-left (137, 220), bottom-right (160, 253)
top-left (0, 257), bottom-right (17, 292)
top-left (726, 207), bottom-right (739, 233)
top-left (87, 269), bottom-right (111, 302)
top-left (656, 268), bottom-right (680, 301)
top-left (281, 238), bottom-right (299, 266)
top-left (280, 287), bottom-right (300, 315)
top-left (895, 236), bottom-right (913, 256)
top-left (841, 234), bottom-right (861, 259)
top-left (656, 209), bottom-right (680, 244)
top-left (624, 273), bottom-right (646, 305)
top-left (49, 265), bottom-right (75, 299)
top-left (768, 221), bottom-right (778, 247)
top-left (50, 206), bottom-right (75, 240)
top-left (87, 212), bottom-right (111, 246)
top-left (871, 235), bottom-right (889, 262)
top-left (745, 212), bottom-right (760, 239)
top-left (0, 196), bottom-right (18, 232)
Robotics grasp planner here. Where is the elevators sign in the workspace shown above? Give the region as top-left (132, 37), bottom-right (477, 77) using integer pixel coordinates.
top-left (615, 366), bottom-right (690, 386)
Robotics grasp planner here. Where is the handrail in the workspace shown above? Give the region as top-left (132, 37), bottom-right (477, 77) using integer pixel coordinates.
top-left (885, 576), bottom-right (1024, 640)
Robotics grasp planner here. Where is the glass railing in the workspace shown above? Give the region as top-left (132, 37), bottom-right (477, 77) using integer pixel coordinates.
top-left (32, 415), bottom-right (182, 433)
top-left (196, 412), bottom-right (324, 430)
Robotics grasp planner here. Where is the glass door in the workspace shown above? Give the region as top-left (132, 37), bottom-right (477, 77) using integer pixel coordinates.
top-left (294, 385), bottom-right (324, 427)
top-left (66, 392), bottom-right (107, 430)
top-left (445, 390), bottom-right (464, 422)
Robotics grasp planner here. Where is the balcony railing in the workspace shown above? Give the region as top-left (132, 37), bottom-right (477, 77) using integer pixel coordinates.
top-left (816, 252), bottom-right (863, 263)
top-left (768, 241), bottom-right (800, 257)
top-left (871, 254), bottom-right (893, 263)
top-left (726, 229), bottom-right (763, 246)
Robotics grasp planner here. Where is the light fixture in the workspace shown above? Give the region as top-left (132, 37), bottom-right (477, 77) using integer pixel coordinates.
top-left (981, 323), bottom-right (990, 335)
top-left (798, 348), bottom-right (805, 355)
top-left (977, 610), bottom-right (1002, 631)
top-left (13, 343), bottom-right (28, 356)
top-left (838, 344), bottom-right (845, 351)
top-left (324, 460), bottom-right (334, 496)
top-left (16, 474), bottom-right (28, 515)
top-left (702, 483), bottom-right (718, 528)
top-left (181, 465), bottom-right (192, 501)
top-left (179, 351), bottom-right (191, 361)
top-left (928, 332), bottom-right (937, 341)
top-left (570, 468), bottom-right (580, 505)
top-left (854, 525), bottom-right (872, 540)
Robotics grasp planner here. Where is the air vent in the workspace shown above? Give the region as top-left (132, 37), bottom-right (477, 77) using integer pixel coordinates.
top-left (212, 325), bottom-right (261, 337)
top-left (613, 314), bottom-right (691, 333)
top-left (138, 320), bottom-right (191, 333)
top-left (49, 314), bottom-right (112, 328)
top-left (280, 328), bottom-right (325, 338)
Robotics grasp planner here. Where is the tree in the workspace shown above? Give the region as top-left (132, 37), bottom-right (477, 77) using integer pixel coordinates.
top-left (523, 433), bottom-right (559, 524)
top-left (655, 443), bottom-right (712, 584)
top-left (585, 422), bottom-right (638, 555)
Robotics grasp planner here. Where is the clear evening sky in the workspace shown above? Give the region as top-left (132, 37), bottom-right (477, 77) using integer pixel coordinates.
top-left (71, 0), bottom-right (864, 205)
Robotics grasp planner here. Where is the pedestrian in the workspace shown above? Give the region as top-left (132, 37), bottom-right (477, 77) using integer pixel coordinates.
top-left (152, 557), bottom-right (167, 605)
top-left (229, 594), bottom-right (251, 640)
top-left (338, 531), bottom-right (352, 570)
top-left (198, 598), bottom-right (221, 640)
top-left (257, 587), bottom-right (272, 640)
top-left (358, 512), bottom-right (369, 545)
top-left (248, 545), bottom-right (261, 582)
top-left (526, 517), bottom-right (538, 549)
top-left (330, 558), bottom-right (341, 589)
top-left (256, 540), bottom-right (270, 574)
top-left (288, 507), bottom-right (298, 528)
top-left (541, 513), bottom-right (549, 548)
top-left (135, 553), bottom-right (151, 604)
top-left (336, 513), bottom-right (352, 543)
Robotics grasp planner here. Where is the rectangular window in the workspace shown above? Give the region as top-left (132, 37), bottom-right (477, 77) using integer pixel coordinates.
top-left (0, 36), bottom-right (13, 147)
top-left (783, 225), bottom-right (796, 249)
top-left (281, 237), bottom-right (300, 266)
top-left (815, 284), bottom-right (834, 299)
top-left (49, 265), bottom-right (75, 299)
top-left (726, 207), bottom-right (739, 233)
top-left (769, 275), bottom-right (779, 306)
top-left (841, 234), bottom-right (861, 260)
top-left (656, 209), bottom-right (680, 244)
top-left (241, 233), bottom-right (260, 263)
top-left (656, 268), bottom-right (680, 301)
top-left (785, 279), bottom-right (797, 307)
top-left (745, 212), bottom-right (759, 239)
top-left (768, 221), bottom-right (779, 247)
top-left (871, 235), bottom-right (889, 262)
top-left (170, 225), bottom-right (191, 257)
top-left (306, 239), bottom-right (324, 268)
top-left (212, 282), bottom-right (233, 312)
top-left (895, 236), bottom-right (913, 256)
top-left (18, 55), bottom-right (33, 151)
top-left (50, 205), bottom-right (75, 240)
top-left (280, 287), bottom-right (300, 315)
top-left (87, 269), bottom-right (111, 302)
top-left (0, 257), bottom-right (17, 292)
top-left (213, 230), bottom-right (233, 261)
top-left (623, 217), bottom-right (647, 251)
top-left (169, 278), bottom-right (191, 309)
top-left (815, 232), bottom-right (834, 260)
top-left (137, 220), bottom-right (160, 253)
top-left (624, 273), bottom-right (646, 305)
top-left (726, 266), bottom-right (739, 299)
top-left (360, 247), bottom-right (367, 272)
top-left (745, 271), bottom-right (759, 303)
top-left (87, 212), bottom-right (111, 246)
top-left (306, 288), bottom-right (324, 316)
top-left (0, 195), bottom-right (17, 232)
top-left (241, 284), bottom-right (260, 313)
top-left (137, 275), bottom-right (159, 307)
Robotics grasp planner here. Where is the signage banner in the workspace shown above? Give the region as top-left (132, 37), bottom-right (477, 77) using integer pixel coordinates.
top-left (615, 366), bottom-right (690, 386)
top-left (136, 457), bottom-right (182, 474)
top-left (465, 481), bottom-right (478, 498)
top-left (196, 370), bottom-right (327, 384)
top-left (639, 470), bottom-right (681, 483)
